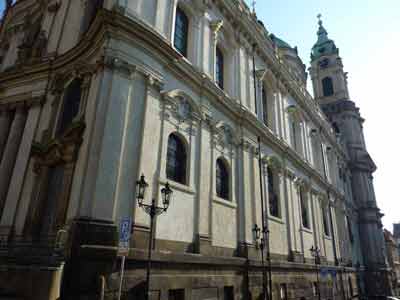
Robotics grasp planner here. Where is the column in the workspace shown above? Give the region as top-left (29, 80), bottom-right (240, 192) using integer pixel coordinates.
top-left (0, 107), bottom-right (27, 214)
top-left (0, 110), bottom-right (12, 160)
top-left (0, 105), bottom-right (41, 230)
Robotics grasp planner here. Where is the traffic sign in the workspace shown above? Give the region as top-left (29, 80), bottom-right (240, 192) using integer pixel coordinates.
top-left (118, 218), bottom-right (132, 256)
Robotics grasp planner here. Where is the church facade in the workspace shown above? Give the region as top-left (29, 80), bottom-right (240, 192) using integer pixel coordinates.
top-left (0, 0), bottom-right (390, 299)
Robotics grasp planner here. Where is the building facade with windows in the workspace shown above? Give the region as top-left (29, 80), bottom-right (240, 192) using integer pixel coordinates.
top-left (0, 0), bottom-right (389, 299)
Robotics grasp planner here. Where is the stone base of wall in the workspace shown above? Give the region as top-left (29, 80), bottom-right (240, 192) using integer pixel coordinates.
top-left (0, 267), bottom-right (63, 300)
top-left (103, 248), bottom-right (358, 300)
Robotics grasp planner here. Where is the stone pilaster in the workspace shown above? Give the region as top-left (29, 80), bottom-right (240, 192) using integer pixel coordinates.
top-left (0, 107), bottom-right (27, 215)
top-left (0, 105), bottom-right (41, 234)
top-left (0, 110), bottom-right (12, 160)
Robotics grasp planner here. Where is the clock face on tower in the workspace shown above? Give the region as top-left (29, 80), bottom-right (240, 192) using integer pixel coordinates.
top-left (319, 58), bottom-right (329, 69)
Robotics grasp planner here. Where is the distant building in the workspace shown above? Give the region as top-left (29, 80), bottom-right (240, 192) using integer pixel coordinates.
top-left (0, 0), bottom-right (390, 299)
top-left (384, 229), bottom-right (400, 295)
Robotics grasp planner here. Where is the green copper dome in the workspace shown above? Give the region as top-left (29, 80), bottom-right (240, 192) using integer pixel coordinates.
top-left (311, 18), bottom-right (338, 61)
top-left (270, 34), bottom-right (293, 49)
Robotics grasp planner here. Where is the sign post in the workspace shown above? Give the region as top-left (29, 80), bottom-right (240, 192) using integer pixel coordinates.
top-left (117, 218), bottom-right (132, 300)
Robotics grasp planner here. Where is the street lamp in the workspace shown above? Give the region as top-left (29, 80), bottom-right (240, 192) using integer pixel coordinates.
top-left (136, 175), bottom-right (173, 300)
top-left (253, 224), bottom-right (269, 300)
top-left (310, 246), bottom-right (322, 300)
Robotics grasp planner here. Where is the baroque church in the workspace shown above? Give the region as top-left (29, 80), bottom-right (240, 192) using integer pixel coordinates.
top-left (0, 0), bottom-right (392, 299)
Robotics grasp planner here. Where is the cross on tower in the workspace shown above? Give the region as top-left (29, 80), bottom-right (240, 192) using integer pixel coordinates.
top-left (317, 13), bottom-right (323, 25)
top-left (251, 0), bottom-right (256, 13)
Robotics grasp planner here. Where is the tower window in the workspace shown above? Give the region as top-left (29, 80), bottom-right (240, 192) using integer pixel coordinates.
top-left (166, 133), bottom-right (187, 184)
top-left (216, 158), bottom-right (229, 200)
top-left (174, 7), bottom-right (189, 57)
top-left (216, 47), bottom-right (224, 89)
top-left (322, 77), bottom-right (334, 97)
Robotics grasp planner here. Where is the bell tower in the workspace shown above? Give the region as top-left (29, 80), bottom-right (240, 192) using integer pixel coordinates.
top-left (309, 16), bottom-right (393, 298)
top-left (309, 15), bottom-right (350, 104)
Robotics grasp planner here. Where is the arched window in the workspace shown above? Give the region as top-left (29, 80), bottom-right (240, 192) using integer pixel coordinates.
top-left (262, 85), bottom-right (268, 126)
top-left (174, 7), bottom-right (189, 57)
top-left (166, 133), bottom-right (187, 184)
top-left (56, 79), bottom-right (83, 135)
top-left (216, 158), bottom-right (229, 200)
top-left (267, 167), bottom-right (280, 218)
top-left (300, 188), bottom-right (310, 229)
top-left (216, 47), bottom-right (224, 89)
top-left (322, 77), bottom-right (334, 97)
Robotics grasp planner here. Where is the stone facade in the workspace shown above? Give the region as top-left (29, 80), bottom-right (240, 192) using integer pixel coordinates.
top-left (0, 0), bottom-right (387, 299)
top-left (385, 229), bottom-right (400, 296)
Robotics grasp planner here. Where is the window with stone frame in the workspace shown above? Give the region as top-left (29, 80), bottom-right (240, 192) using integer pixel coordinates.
top-left (174, 6), bottom-right (189, 57)
top-left (322, 205), bottom-right (331, 236)
top-left (216, 158), bottom-right (229, 200)
top-left (56, 78), bottom-right (83, 136)
top-left (267, 166), bottom-right (280, 218)
top-left (261, 85), bottom-right (268, 126)
top-left (300, 187), bottom-right (310, 229)
top-left (322, 76), bottom-right (334, 97)
top-left (166, 133), bottom-right (187, 185)
top-left (346, 216), bottom-right (354, 243)
top-left (215, 46), bottom-right (224, 89)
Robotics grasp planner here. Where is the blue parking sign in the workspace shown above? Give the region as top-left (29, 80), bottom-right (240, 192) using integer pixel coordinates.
top-left (119, 218), bottom-right (132, 254)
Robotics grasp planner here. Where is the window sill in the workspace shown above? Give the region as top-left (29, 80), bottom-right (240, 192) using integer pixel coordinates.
top-left (159, 178), bottom-right (196, 195)
top-left (213, 196), bottom-right (237, 209)
top-left (267, 215), bottom-right (285, 224)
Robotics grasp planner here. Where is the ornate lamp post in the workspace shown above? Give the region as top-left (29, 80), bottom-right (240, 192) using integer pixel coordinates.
top-left (253, 223), bottom-right (269, 300)
top-left (310, 246), bottom-right (322, 300)
top-left (136, 175), bottom-right (173, 300)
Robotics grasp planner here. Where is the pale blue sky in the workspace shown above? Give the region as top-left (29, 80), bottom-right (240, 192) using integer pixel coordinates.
top-left (0, 2), bottom-right (399, 231)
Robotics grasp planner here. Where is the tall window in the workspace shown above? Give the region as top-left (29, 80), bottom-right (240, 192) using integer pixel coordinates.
top-left (216, 158), bottom-right (229, 200)
top-left (56, 79), bottom-right (83, 135)
top-left (322, 205), bottom-right (331, 236)
top-left (262, 85), bottom-right (268, 126)
top-left (347, 216), bottom-right (354, 243)
top-left (166, 133), bottom-right (187, 184)
top-left (322, 77), bottom-right (334, 97)
top-left (216, 47), bottom-right (224, 89)
top-left (268, 167), bottom-right (280, 218)
top-left (291, 121), bottom-right (297, 150)
top-left (300, 188), bottom-right (310, 229)
top-left (174, 7), bottom-right (189, 57)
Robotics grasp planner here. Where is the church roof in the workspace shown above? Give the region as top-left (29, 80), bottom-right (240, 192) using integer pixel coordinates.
top-left (270, 34), bottom-right (293, 49)
top-left (311, 17), bottom-right (339, 61)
